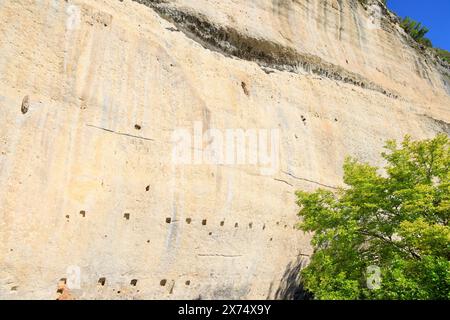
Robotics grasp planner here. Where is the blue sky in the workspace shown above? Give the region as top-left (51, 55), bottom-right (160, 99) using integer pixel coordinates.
top-left (387, 0), bottom-right (450, 50)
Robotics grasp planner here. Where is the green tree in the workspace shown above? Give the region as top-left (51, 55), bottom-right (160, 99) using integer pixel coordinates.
top-left (296, 134), bottom-right (450, 300)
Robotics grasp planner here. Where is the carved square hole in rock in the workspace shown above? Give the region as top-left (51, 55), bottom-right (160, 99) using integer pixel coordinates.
top-left (166, 217), bottom-right (172, 224)
top-left (185, 280), bottom-right (190, 286)
top-left (235, 222), bottom-right (239, 228)
top-left (186, 218), bottom-right (192, 224)
top-left (80, 210), bottom-right (86, 217)
top-left (130, 279), bottom-right (138, 286)
top-left (160, 279), bottom-right (167, 286)
top-left (202, 219), bottom-right (207, 226)
top-left (249, 222), bottom-right (253, 229)
top-left (98, 277), bottom-right (106, 286)
top-left (124, 213), bottom-right (130, 220)
top-left (220, 221), bottom-right (224, 227)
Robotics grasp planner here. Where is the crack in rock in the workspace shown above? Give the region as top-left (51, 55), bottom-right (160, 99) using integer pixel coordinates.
top-left (86, 124), bottom-right (155, 141)
top-left (281, 171), bottom-right (339, 190)
top-left (274, 178), bottom-right (294, 187)
top-left (197, 254), bottom-right (242, 258)
top-left (417, 114), bottom-right (450, 134)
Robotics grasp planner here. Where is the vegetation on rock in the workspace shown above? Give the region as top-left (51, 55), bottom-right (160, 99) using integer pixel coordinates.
top-left (399, 17), bottom-right (432, 47)
top-left (434, 48), bottom-right (450, 64)
top-left (391, 7), bottom-right (450, 64)
top-left (296, 134), bottom-right (450, 300)
top-left (359, 1), bottom-right (450, 65)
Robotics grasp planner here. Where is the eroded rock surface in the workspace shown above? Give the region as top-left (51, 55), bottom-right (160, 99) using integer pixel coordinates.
top-left (0, 0), bottom-right (449, 299)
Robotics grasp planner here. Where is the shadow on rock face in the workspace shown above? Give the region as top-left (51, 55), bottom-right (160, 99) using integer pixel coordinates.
top-left (269, 255), bottom-right (314, 300)
top-left (193, 284), bottom-right (250, 300)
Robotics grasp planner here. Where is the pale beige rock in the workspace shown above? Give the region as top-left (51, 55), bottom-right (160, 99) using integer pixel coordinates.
top-left (0, 0), bottom-right (448, 299)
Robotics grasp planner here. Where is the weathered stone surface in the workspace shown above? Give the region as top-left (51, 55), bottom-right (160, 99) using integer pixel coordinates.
top-left (0, 0), bottom-right (448, 299)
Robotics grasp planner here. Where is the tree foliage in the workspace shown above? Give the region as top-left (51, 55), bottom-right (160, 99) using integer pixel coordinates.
top-left (296, 134), bottom-right (450, 300)
top-left (400, 17), bottom-right (432, 47)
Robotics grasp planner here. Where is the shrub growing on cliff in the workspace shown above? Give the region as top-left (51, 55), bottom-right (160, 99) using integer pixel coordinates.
top-left (400, 17), bottom-right (432, 47)
top-left (434, 48), bottom-right (450, 64)
top-left (296, 134), bottom-right (450, 300)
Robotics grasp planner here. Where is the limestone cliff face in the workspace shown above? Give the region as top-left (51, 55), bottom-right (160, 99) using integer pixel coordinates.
top-left (0, 0), bottom-right (448, 299)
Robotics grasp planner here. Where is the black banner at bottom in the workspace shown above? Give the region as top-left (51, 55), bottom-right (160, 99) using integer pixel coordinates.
top-left (0, 300), bottom-right (446, 318)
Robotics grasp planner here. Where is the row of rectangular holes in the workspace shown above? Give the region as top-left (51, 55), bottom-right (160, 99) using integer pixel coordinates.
top-left (97, 278), bottom-right (138, 286)
top-left (82, 210), bottom-right (292, 229)
top-left (125, 214), bottom-right (292, 229)
top-left (97, 278), bottom-right (190, 288)
top-left (160, 279), bottom-right (190, 286)
top-left (65, 211), bottom-right (87, 220)
top-left (166, 218), bottom-right (291, 229)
